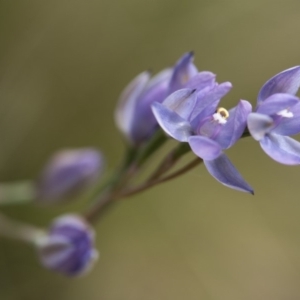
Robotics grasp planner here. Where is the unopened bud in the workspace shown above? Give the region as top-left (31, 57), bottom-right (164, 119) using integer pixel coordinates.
top-left (36, 214), bottom-right (98, 276)
top-left (36, 148), bottom-right (104, 203)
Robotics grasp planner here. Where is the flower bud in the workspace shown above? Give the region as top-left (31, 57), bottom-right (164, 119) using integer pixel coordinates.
top-left (115, 69), bottom-right (172, 145)
top-left (36, 148), bottom-right (104, 203)
top-left (36, 214), bottom-right (98, 276)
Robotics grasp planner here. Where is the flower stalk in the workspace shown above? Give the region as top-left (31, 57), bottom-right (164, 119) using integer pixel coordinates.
top-left (0, 213), bottom-right (44, 244)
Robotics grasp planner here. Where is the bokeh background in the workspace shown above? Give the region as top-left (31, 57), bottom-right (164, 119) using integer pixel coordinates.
top-left (1, 0), bottom-right (300, 299)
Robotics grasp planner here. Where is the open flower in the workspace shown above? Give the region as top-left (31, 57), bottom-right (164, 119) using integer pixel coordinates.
top-left (36, 214), bottom-right (98, 276)
top-left (152, 85), bottom-right (253, 193)
top-left (247, 66), bottom-right (300, 164)
top-left (115, 52), bottom-right (216, 145)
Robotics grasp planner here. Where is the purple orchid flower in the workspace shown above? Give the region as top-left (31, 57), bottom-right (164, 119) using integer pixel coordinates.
top-left (115, 52), bottom-right (216, 145)
top-left (247, 66), bottom-right (300, 164)
top-left (152, 84), bottom-right (253, 193)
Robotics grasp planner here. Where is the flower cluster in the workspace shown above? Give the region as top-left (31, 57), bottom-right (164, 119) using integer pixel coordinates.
top-left (2, 52), bottom-right (300, 278)
top-left (147, 54), bottom-right (300, 193)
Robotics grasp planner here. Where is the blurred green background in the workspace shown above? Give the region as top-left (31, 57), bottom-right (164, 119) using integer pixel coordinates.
top-left (1, 0), bottom-right (300, 299)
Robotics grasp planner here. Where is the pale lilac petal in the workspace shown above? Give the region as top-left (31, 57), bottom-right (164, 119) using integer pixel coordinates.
top-left (36, 149), bottom-right (103, 202)
top-left (273, 102), bottom-right (300, 136)
top-left (115, 71), bottom-right (150, 138)
top-left (184, 71), bottom-right (216, 90)
top-left (188, 136), bottom-right (222, 160)
top-left (130, 69), bottom-right (172, 143)
top-left (204, 154), bottom-right (254, 194)
top-left (258, 66), bottom-right (300, 103)
top-left (216, 100), bottom-right (252, 149)
top-left (256, 93), bottom-right (299, 115)
top-left (247, 113), bottom-right (274, 141)
top-left (260, 134), bottom-right (300, 165)
top-left (169, 52), bottom-right (198, 93)
top-left (144, 68), bottom-right (172, 94)
top-left (163, 89), bottom-right (197, 119)
top-left (151, 102), bottom-right (193, 142)
top-left (190, 82), bottom-right (232, 125)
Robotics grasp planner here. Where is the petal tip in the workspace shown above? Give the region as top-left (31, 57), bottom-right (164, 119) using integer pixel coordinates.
top-left (204, 154), bottom-right (254, 194)
top-left (239, 99), bottom-right (253, 112)
top-left (224, 81), bottom-right (233, 88)
top-left (258, 66), bottom-right (300, 102)
top-left (187, 51), bottom-right (195, 59)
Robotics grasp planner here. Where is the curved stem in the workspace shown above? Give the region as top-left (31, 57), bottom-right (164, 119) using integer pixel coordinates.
top-left (85, 157), bottom-right (202, 223)
top-left (83, 146), bottom-right (149, 223)
top-left (119, 157), bottom-right (202, 198)
top-left (84, 128), bottom-right (252, 223)
top-left (84, 188), bottom-right (116, 223)
top-left (134, 129), bottom-right (167, 167)
top-left (148, 143), bottom-right (191, 181)
top-left (88, 146), bottom-right (139, 201)
top-left (84, 143), bottom-right (193, 223)
top-left (84, 132), bottom-right (168, 223)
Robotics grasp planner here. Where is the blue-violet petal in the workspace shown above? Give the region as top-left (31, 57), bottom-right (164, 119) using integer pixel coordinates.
top-left (258, 66), bottom-right (300, 103)
top-left (256, 93), bottom-right (299, 115)
top-left (188, 136), bottom-right (222, 160)
top-left (247, 113), bottom-right (274, 141)
top-left (184, 71), bottom-right (216, 90)
top-left (272, 102), bottom-right (300, 136)
top-left (260, 133), bottom-right (300, 165)
top-left (204, 154), bottom-right (254, 194)
top-left (115, 71), bottom-right (150, 139)
top-left (152, 102), bottom-right (193, 142)
top-left (169, 52), bottom-right (198, 93)
top-left (216, 100), bottom-right (252, 149)
top-left (190, 82), bottom-right (232, 120)
top-left (163, 89), bottom-right (197, 120)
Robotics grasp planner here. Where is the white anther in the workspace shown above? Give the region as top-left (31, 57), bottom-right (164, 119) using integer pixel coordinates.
top-left (277, 109), bottom-right (293, 118)
top-left (213, 112), bottom-right (227, 124)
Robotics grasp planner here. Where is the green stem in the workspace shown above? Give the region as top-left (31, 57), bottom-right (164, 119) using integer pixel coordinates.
top-left (120, 157), bottom-right (202, 198)
top-left (84, 147), bottom-right (138, 223)
top-left (87, 146), bottom-right (138, 202)
top-left (0, 213), bottom-right (44, 244)
top-left (135, 129), bottom-right (167, 167)
top-left (0, 181), bottom-right (35, 205)
top-left (84, 131), bottom-right (168, 223)
top-left (85, 157), bottom-right (202, 222)
top-left (84, 141), bottom-right (191, 223)
top-left (148, 142), bottom-right (191, 181)
top-left (84, 188), bottom-right (116, 223)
